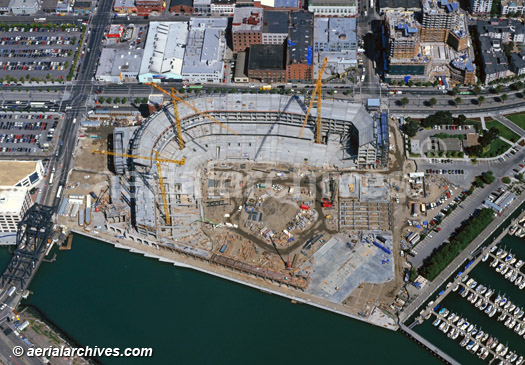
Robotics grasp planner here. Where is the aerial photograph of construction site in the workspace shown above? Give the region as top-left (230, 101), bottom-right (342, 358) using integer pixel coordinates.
top-left (4, 0), bottom-right (525, 362)
top-left (58, 90), bottom-right (400, 329)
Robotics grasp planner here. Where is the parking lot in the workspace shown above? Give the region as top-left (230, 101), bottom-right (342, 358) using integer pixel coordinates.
top-left (0, 24), bottom-right (84, 82)
top-left (0, 112), bottom-right (62, 155)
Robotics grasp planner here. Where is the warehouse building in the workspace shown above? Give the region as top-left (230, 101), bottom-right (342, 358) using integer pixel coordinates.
top-left (181, 18), bottom-right (228, 83)
top-left (247, 44), bottom-right (286, 83)
top-left (138, 22), bottom-right (189, 83)
top-left (96, 48), bottom-right (143, 83)
top-left (0, 161), bottom-right (45, 189)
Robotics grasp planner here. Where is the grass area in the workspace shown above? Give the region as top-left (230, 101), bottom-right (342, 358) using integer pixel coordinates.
top-left (506, 113), bottom-right (525, 130)
top-left (467, 119), bottom-right (483, 132)
top-left (485, 120), bottom-right (520, 142)
top-left (481, 138), bottom-right (512, 158)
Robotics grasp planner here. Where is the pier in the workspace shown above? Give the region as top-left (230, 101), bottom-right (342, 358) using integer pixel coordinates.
top-left (430, 310), bottom-right (522, 364)
top-left (457, 281), bottom-right (525, 334)
top-left (399, 323), bottom-right (461, 365)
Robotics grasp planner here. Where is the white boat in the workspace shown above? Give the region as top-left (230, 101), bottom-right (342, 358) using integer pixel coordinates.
top-left (501, 266), bottom-right (510, 275)
top-left (439, 322), bottom-right (446, 331)
top-left (467, 340), bottom-right (475, 351)
top-left (509, 320), bottom-right (516, 330)
top-left (504, 300), bottom-right (512, 310)
top-left (505, 254), bottom-right (513, 262)
top-left (466, 278), bottom-right (474, 286)
top-left (467, 323), bottom-right (474, 332)
top-left (509, 225), bottom-right (518, 235)
top-left (514, 323), bottom-right (521, 333)
top-left (480, 302), bottom-right (488, 311)
top-left (505, 268), bottom-right (514, 279)
top-left (480, 286), bottom-right (487, 295)
top-left (490, 245), bottom-right (498, 253)
top-left (476, 331), bottom-right (484, 340)
top-left (496, 264), bottom-right (503, 273)
top-left (468, 293), bottom-right (474, 302)
top-left (510, 257), bottom-right (517, 265)
top-left (458, 318), bottom-right (465, 327)
top-left (433, 318), bottom-right (441, 326)
top-left (491, 258), bottom-right (499, 267)
top-left (489, 307), bottom-right (497, 317)
top-left (511, 354), bottom-right (518, 363)
top-left (485, 304), bottom-right (493, 314)
top-left (482, 253), bottom-right (489, 262)
top-left (516, 355), bottom-right (523, 365)
top-left (485, 288), bottom-right (494, 298)
top-left (470, 343), bottom-right (479, 353)
top-left (516, 260), bottom-right (524, 268)
top-left (452, 330), bottom-right (459, 340)
top-left (509, 304), bottom-right (516, 312)
top-left (500, 346), bottom-right (509, 357)
top-left (448, 312), bottom-right (455, 321)
top-left (452, 284), bottom-right (459, 292)
top-left (491, 339), bottom-right (498, 349)
top-left (475, 298), bottom-right (483, 307)
top-left (496, 248), bottom-right (504, 257)
top-left (510, 271), bottom-right (518, 282)
top-left (442, 323), bottom-right (450, 333)
top-left (481, 332), bottom-right (489, 342)
top-left (462, 288), bottom-right (469, 297)
top-left (460, 337), bottom-right (469, 347)
top-left (498, 313), bottom-right (506, 321)
top-left (520, 280), bottom-right (525, 290)
top-left (516, 276), bottom-right (523, 286)
top-left (495, 343), bottom-right (504, 353)
top-left (500, 297), bottom-right (508, 306)
top-left (481, 348), bottom-right (489, 360)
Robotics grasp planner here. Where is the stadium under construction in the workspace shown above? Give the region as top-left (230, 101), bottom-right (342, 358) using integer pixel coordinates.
top-left (110, 94), bottom-right (385, 238)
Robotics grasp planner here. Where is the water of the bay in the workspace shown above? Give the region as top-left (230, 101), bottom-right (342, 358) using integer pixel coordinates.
top-left (1, 236), bottom-right (441, 364)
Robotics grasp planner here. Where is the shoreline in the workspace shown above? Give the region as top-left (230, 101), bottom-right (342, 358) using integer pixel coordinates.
top-left (71, 229), bottom-right (399, 332)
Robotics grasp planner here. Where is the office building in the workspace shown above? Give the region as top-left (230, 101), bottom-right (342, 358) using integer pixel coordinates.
top-left (232, 7), bottom-right (264, 53)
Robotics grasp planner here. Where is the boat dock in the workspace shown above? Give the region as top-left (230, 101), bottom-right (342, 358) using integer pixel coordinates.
top-left (431, 310), bottom-right (523, 364)
top-left (457, 281), bottom-right (525, 337)
top-left (488, 249), bottom-right (525, 288)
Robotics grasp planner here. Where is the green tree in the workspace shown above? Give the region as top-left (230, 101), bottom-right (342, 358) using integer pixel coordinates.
top-left (518, 173), bottom-right (523, 181)
top-left (455, 97), bottom-right (462, 108)
top-left (496, 84), bottom-right (504, 93)
top-left (122, 97), bottom-right (128, 104)
top-left (134, 97), bottom-right (141, 104)
top-left (98, 96), bottom-right (105, 104)
top-left (428, 98), bottom-right (437, 108)
top-left (141, 97), bottom-right (148, 103)
top-left (106, 97), bottom-right (112, 104)
top-left (114, 97), bottom-right (121, 103)
top-left (404, 118), bottom-right (419, 137)
top-left (473, 85), bottom-right (482, 95)
top-left (477, 96), bottom-right (485, 106)
top-left (501, 93), bottom-right (508, 104)
top-left (502, 176), bottom-right (511, 184)
top-left (400, 97), bottom-right (409, 108)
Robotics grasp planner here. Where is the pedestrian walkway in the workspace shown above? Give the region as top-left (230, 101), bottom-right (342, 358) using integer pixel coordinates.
top-left (481, 116), bottom-right (486, 130)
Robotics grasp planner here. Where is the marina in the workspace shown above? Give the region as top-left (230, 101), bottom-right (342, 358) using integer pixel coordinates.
top-left (408, 206), bottom-right (525, 364)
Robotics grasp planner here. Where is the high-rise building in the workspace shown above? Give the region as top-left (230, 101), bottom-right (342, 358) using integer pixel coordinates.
top-left (420, 0), bottom-right (460, 42)
top-left (385, 11), bottom-right (421, 59)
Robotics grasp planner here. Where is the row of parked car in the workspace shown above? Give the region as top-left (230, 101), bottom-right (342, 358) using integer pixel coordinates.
top-left (0, 60), bottom-right (68, 72)
top-left (1, 35), bottom-right (76, 47)
top-left (432, 125), bottom-right (473, 131)
top-left (1, 26), bottom-right (81, 33)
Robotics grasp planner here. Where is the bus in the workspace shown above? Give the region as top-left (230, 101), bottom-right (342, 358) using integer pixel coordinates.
top-left (460, 91), bottom-right (474, 95)
top-left (7, 286), bottom-right (16, 297)
top-left (189, 85), bottom-right (203, 89)
top-left (30, 102), bottom-right (46, 109)
top-left (34, 18), bottom-right (47, 22)
top-left (49, 172), bottom-right (55, 185)
top-left (56, 185), bottom-right (63, 199)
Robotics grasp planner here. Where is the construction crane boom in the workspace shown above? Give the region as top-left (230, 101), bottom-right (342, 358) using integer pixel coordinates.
top-left (298, 57), bottom-right (328, 144)
top-left (154, 151), bottom-right (171, 225)
top-left (146, 82), bottom-right (239, 136)
top-left (92, 150), bottom-right (186, 165)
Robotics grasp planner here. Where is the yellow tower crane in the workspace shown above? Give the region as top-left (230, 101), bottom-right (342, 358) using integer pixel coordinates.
top-left (146, 83), bottom-right (239, 150)
top-left (92, 149), bottom-right (186, 225)
top-left (298, 57), bottom-right (328, 144)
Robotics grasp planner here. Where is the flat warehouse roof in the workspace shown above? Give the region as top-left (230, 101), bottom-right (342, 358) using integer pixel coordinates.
top-left (0, 161), bottom-right (38, 186)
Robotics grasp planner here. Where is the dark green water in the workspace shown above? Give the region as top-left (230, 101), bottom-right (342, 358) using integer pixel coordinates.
top-left (1, 237), bottom-right (441, 364)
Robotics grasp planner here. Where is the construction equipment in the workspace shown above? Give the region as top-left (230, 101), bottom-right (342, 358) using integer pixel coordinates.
top-left (92, 149), bottom-right (185, 225)
top-left (298, 57), bottom-right (328, 144)
top-left (270, 237), bottom-right (291, 269)
top-left (146, 82), bottom-right (239, 138)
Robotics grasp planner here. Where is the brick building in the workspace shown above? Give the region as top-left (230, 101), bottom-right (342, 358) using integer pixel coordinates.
top-left (169, 0), bottom-right (193, 13)
top-left (232, 7), bottom-right (264, 53)
top-left (286, 11), bottom-right (313, 82)
top-left (136, 0), bottom-right (163, 14)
